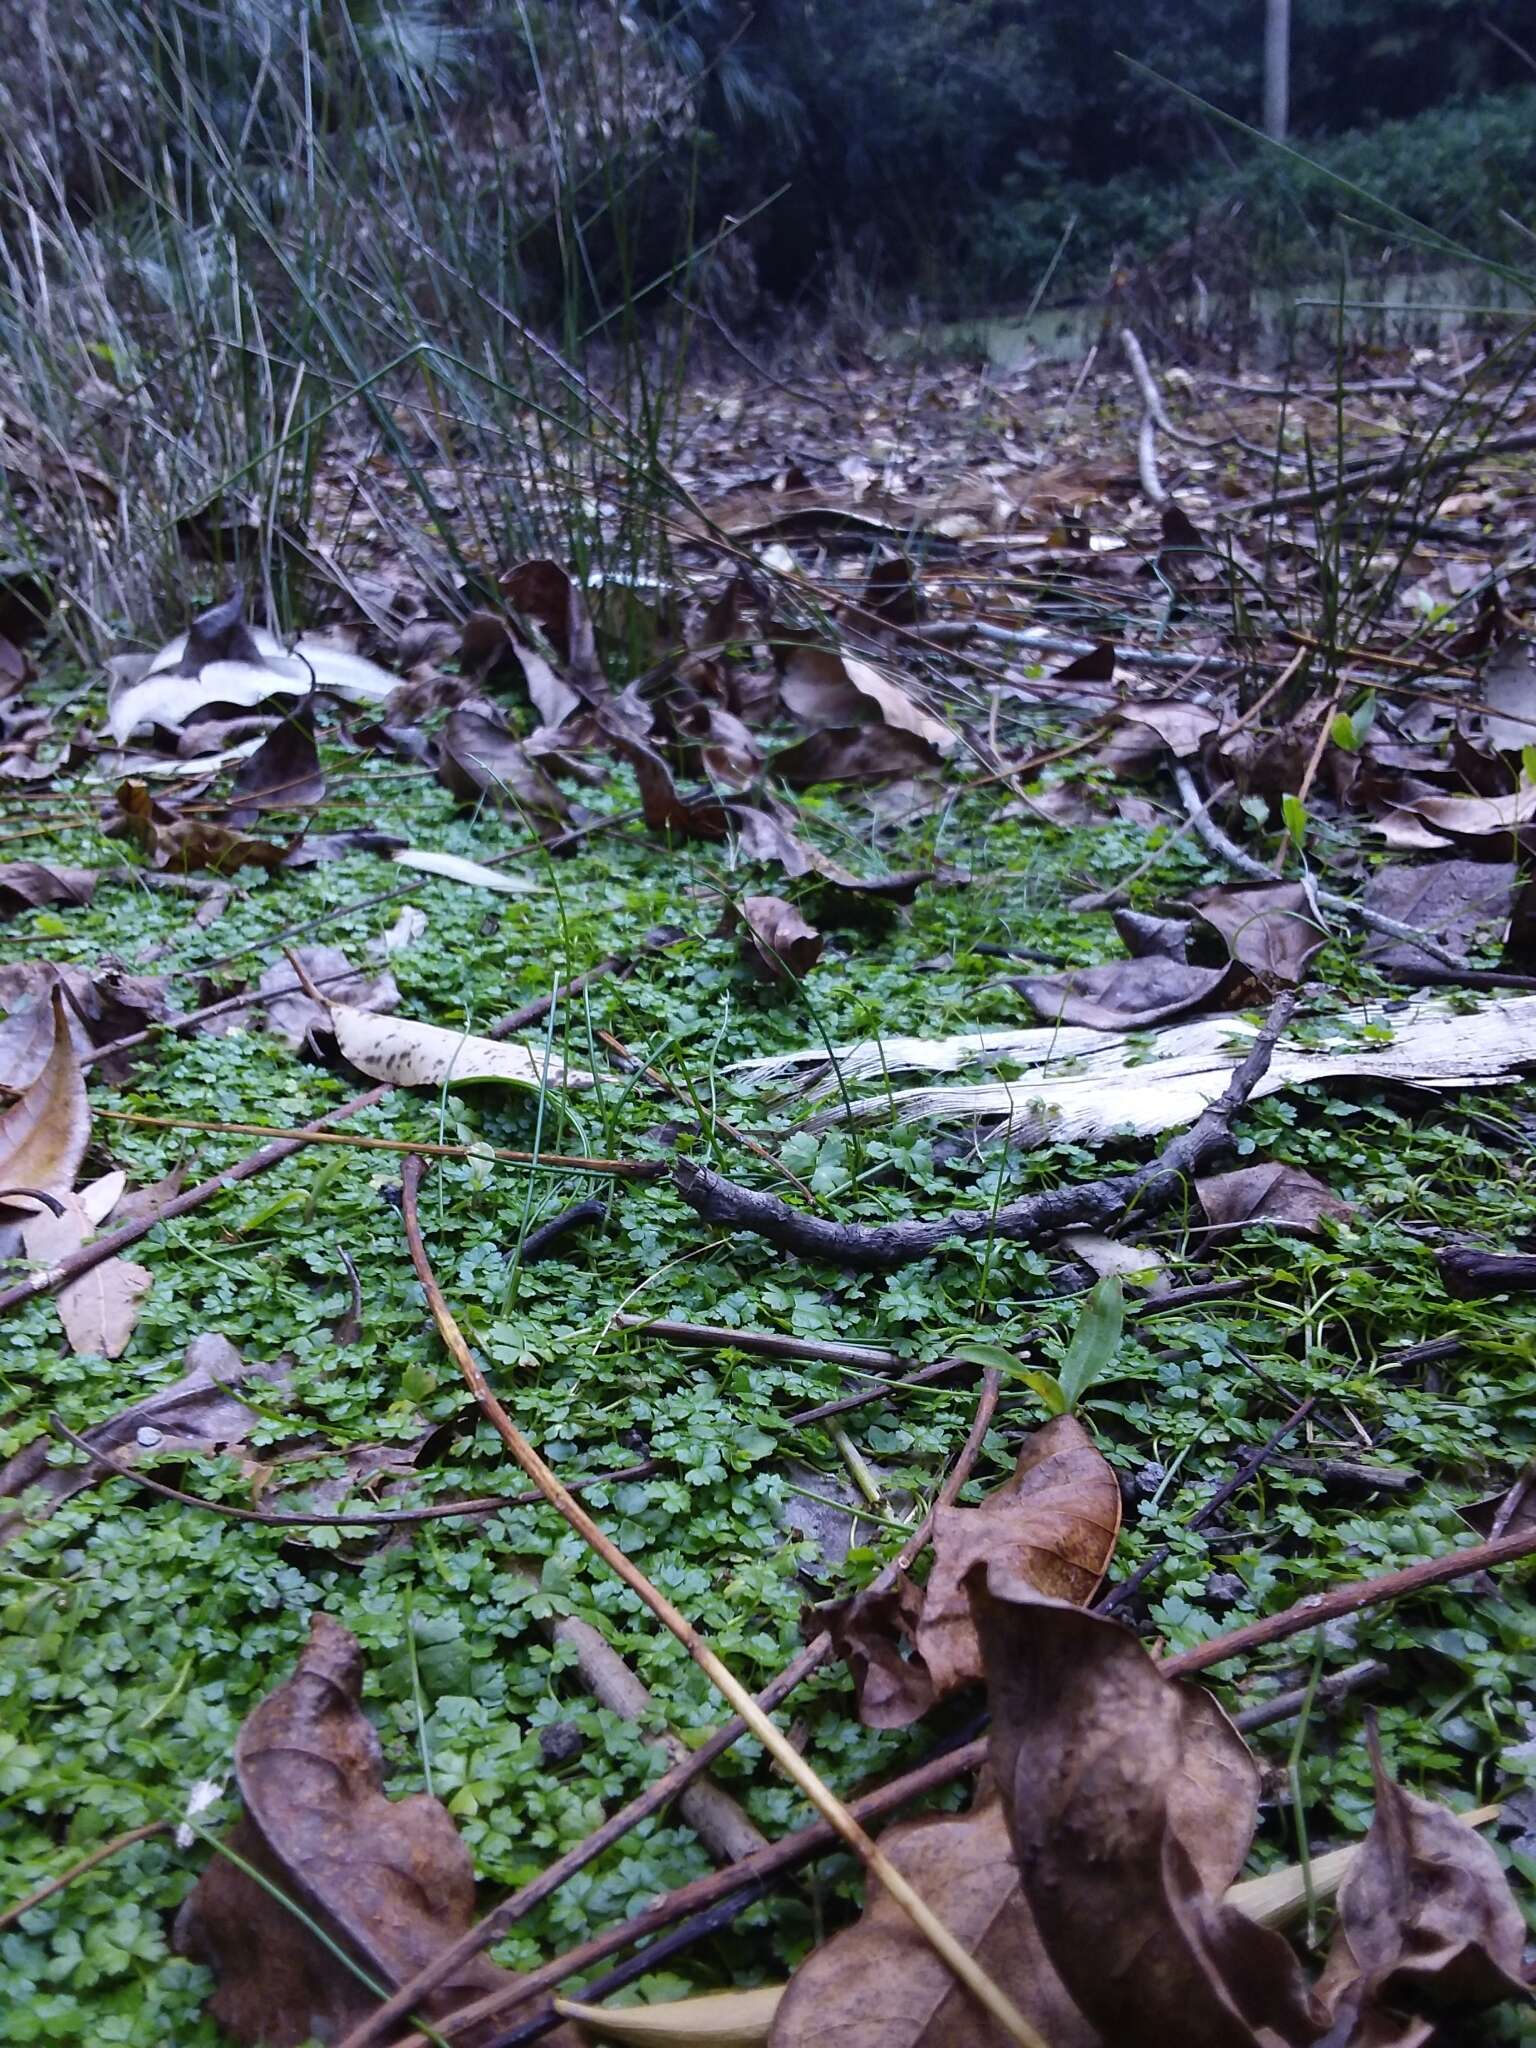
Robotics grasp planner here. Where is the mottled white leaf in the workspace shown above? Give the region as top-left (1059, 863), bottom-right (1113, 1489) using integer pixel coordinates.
top-left (329, 1004), bottom-right (591, 1091)
top-left (392, 849), bottom-right (545, 895)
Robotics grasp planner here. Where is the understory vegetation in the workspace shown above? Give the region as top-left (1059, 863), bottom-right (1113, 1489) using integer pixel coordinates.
top-left (2, 5), bottom-right (1536, 2047)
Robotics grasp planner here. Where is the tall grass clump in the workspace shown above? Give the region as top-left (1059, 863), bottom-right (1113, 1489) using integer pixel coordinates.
top-left (0, 0), bottom-right (713, 661)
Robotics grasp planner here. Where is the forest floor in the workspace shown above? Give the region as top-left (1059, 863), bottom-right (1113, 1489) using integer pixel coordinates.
top-left (2, 325), bottom-right (1536, 2047)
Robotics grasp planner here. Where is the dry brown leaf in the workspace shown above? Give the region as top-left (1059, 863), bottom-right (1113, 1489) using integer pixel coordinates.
top-left (778, 643), bottom-right (954, 754)
top-left (1361, 861), bottom-right (1516, 982)
top-left (825, 1415), bottom-right (1121, 1727)
top-left (1197, 1161), bottom-right (1355, 1238)
top-left (770, 724), bottom-right (943, 786)
top-left (769, 1779), bottom-right (1096, 2048)
top-left (460, 612), bottom-right (583, 729)
top-left (1319, 1720), bottom-right (1529, 2027)
top-left (437, 704), bottom-right (572, 823)
top-left (737, 895), bottom-right (823, 981)
top-left (0, 862), bottom-right (97, 917)
top-left (0, 988), bottom-right (89, 1205)
top-left (1015, 955), bottom-right (1231, 1029)
top-left (256, 948), bottom-right (399, 1050)
top-left (107, 779), bottom-right (295, 874)
top-left (21, 1193), bottom-right (151, 1356)
top-left (225, 700), bottom-right (325, 815)
top-left (976, 1590), bottom-right (1325, 2048)
top-left (0, 1334), bottom-right (286, 1542)
top-left (173, 1614), bottom-right (575, 2048)
top-left (1191, 883), bottom-right (1329, 985)
top-left (499, 557), bottom-right (602, 690)
top-left (1394, 779), bottom-right (1536, 844)
top-left (1113, 700), bottom-right (1223, 761)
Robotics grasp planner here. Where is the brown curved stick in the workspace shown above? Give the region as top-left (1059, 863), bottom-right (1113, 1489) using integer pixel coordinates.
top-left (337, 1261), bottom-right (1011, 2048)
top-left (386, 1159), bottom-right (1042, 2045)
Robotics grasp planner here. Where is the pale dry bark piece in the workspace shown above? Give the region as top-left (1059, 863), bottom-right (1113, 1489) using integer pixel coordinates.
top-left (740, 994), bottom-right (1536, 1145)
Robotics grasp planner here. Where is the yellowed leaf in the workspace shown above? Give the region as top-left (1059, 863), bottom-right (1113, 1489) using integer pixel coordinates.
top-left (557, 1985), bottom-right (783, 2046)
top-left (329, 1004), bottom-right (592, 1092)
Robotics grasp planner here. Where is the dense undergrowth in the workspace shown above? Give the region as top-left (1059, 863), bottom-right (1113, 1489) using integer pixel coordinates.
top-left (2, 665), bottom-right (1535, 2038)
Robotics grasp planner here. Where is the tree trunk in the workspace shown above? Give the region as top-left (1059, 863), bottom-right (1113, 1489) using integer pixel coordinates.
top-left (1264, 0), bottom-right (1292, 140)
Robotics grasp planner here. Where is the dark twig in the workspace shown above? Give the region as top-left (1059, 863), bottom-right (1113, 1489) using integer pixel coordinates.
top-left (1097, 1395), bottom-right (1316, 1617)
top-left (670, 990), bottom-right (1299, 1268)
top-left (1228, 425), bottom-right (1536, 518)
top-left (0, 1821), bottom-right (169, 1932)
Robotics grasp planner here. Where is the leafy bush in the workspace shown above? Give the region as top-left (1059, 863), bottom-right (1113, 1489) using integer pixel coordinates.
top-left (970, 87), bottom-right (1536, 308)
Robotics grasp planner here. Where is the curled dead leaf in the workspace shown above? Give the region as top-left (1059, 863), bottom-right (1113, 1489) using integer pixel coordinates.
top-left (1191, 882), bottom-right (1328, 986)
top-left (770, 1778), bottom-right (1095, 2048)
top-left (737, 895), bottom-right (823, 981)
top-left (825, 1415), bottom-right (1121, 1727)
top-left (0, 862), bottom-right (97, 917)
top-left (173, 1614), bottom-right (571, 2047)
top-left (974, 1589), bottom-right (1325, 2048)
top-left (1197, 1161), bottom-right (1355, 1239)
top-left (0, 989), bottom-right (89, 1208)
top-left (1319, 1719), bottom-right (1529, 2027)
top-left (1015, 955), bottom-right (1232, 1030)
top-left (329, 1002), bottom-right (591, 1092)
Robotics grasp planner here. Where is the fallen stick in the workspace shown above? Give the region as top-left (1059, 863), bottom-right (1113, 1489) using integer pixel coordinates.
top-left (82, 964), bottom-right (368, 1069)
top-left (407, 1509), bottom-right (1536, 2045)
top-left (89, 1108), bottom-right (656, 1178)
top-left (1228, 425), bottom-right (1536, 518)
top-left (669, 989), bottom-right (1298, 1268)
top-left (1097, 1394), bottom-right (1316, 1617)
top-left (41, 1340), bottom-right (995, 1538)
top-left (363, 1159), bottom-right (1046, 2048)
top-left (1173, 764), bottom-right (1479, 976)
